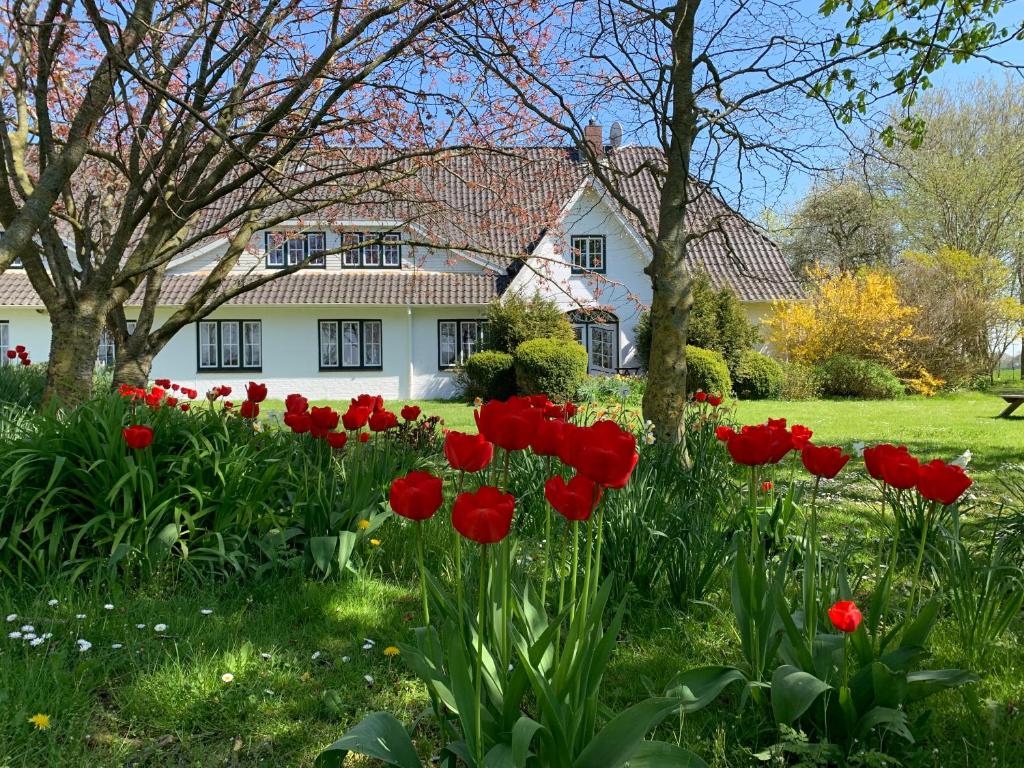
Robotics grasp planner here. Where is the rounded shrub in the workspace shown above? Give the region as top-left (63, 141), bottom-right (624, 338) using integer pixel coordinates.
top-left (778, 361), bottom-right (822, 400)
top-left (685, 345), bottom-right (732, 396)
top-left (513, 337), bottom-right (588, 401)
top-left (462, 351), bottom-right (516, 401)
top-left (815, 354), bottom-right (905, 399)
top-left (732, 350), bottom-right (783, 400)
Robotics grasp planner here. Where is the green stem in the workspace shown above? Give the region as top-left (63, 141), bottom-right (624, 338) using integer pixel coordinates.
top-left (906, 500), bottom-right (938, 624)
top-left (476, 545), bottom-right (487, 765)
top-left (569, 520), bottom-right (579, 624)
top-left (591, 498), bottom-right (606, 604)
top-left (541, 456), bottom-right (552, 607)
top-left (454, 470), bottom-right (466, 619)
top-left (581, 517), bottom-right (593, 627)
top-left (416, 523), bottom-right (429, 627)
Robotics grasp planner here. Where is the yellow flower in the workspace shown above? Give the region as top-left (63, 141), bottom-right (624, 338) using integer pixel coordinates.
top-left (369, 538), bottom-right (381, 547)
top-left (28, 713), bottom-right (50, 730)
top-left (383, 645), bottom-right (400, 656)
top-left (358, 520), bottom-right (370, 530)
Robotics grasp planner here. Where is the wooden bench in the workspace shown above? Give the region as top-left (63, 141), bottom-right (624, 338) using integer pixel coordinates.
top-left (997, 393), bottom-right (1024, 418)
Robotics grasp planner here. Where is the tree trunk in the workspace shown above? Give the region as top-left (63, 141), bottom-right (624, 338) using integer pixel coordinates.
top-left (42, 310), bottom-right (104, 409)
top-left (112, 347), bottom-right (154, 389)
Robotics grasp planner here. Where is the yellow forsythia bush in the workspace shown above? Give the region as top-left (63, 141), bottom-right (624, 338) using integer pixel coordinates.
top-left (766, 266), bottom-right (919, 373)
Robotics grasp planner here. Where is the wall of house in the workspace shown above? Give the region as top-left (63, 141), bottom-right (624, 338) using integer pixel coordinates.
top-left (0, 308), bottom-right (54, 361)
top-left (167, 230), bottom-right (489, 275)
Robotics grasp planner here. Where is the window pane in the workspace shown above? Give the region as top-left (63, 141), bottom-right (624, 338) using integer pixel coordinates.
top-left (460, 321), bottom-right (479, 363)
top-left (341, 321), bottom-right (361, 367)
top-left (0, 322), bottom-right (9, 366)
top-left (383, 233), bottom-right (401, 266)
top-left (572, 324), bottom-right (584, 345)
top-left (242, 321), bottom-right (261, 368)
top-left (342, 233), bottom-right (362, 266)
top-left (267, 234), bottom-right (286, 267)
top-left (363, 321), bottom-right (382, 367)
top-left (307, 233), bottom-right (326, 266)
top-left (221, 322), bottom-right (240, 367)
top-left (126, 320), bottom-right (137, 335)
top-left (590, 326), bottom-right (614, 370)
top-left (199, 322), bottom-right (219, 368)
top-left (589, 238), bottom-right (604, 269)
top-left (363, 239), bottom-right (381, 266)
top-left (320, 321), bottom-right (339, 368)
top-left (286, 237), bottom-right (305, 266)
top-left (96, 327), bottom-right (116, 368)
top-left (438, 322), bottom-right (458, 368)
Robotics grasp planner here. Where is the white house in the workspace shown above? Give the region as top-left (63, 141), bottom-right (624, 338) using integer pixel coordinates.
top-left (0, 135), bottom-right (802, 400)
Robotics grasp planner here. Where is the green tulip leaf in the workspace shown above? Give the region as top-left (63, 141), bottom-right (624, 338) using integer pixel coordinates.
top-left (314, 711), bottom-right (423, 768)
top-left (905, 669), bottom-right (979, 702)
top-left (663, 666), bottom-right (747, 712)
top-left (898, 598), bottom-right (939, 649)
top-left (854, 705), bottom-right (913, 744)
top-left (573, 697), bottom-right (684, 768)
top-left (771, 665), bottom-right (830, 724)
top-left (624, 740), bottom-right (709, 767)
top-left (511, 716), bottom-right (544, 767)
top-left (309, 536), bottom-right (337, 574)
top-left (483, 743), bottom-right (515, 768)
top-left (335, 531), bottom-right (358, 573)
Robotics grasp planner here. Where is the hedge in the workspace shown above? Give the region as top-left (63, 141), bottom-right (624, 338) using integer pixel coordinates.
top-left (513, 337), bottom-right (589, 401)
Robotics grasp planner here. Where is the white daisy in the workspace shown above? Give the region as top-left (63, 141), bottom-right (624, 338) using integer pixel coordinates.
top-left (311, 651), bottom-right (321, 660)
top-left (363, 674), bottom-right (374, 685)
top-left (260, 652), bottom-right (272, 660)
top-left (221, 673), bottom-right (234, 683)
top-left (42, 633), bottom-right (52, 639)
top-left (263, 689), bottom-right (274, 696)
top-left (30, 637), bottom-right (45, 647)
top-left (5, 614), bottom-right (16, 622)
top-left (111, 643), bottom-right (123, 649)
top-left (341, 655), bottom-right (351, 663)
top-left (103, 604), bottom-right (114, 610)
top-left (23, 633), bottom-right (36, 640)
top-left (20, 625), bottom-right (34, 633)
top-left (154, 623), bottom-right (167, 632)
top-left (77, 639), bottom-right (92, 652)
top-left (47, 599), bottom-right (59, 606)
top-left (136, 623), bottom-right (146, 629)
top-left (8, 631), bottom-right (22, 639)
top-left (200, 609), bottom-right (213, 616)
top-left (76, 614), bottom-right (86, 620)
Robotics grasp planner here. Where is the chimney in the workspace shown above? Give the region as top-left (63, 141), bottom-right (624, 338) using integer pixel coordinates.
top-left (582, 119), bottom-right (603, 159)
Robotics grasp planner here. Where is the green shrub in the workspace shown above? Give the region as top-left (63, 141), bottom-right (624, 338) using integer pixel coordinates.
top-left (485, 294), bottom-right (575, 354)
top-left (815, 354), bottom-right (905, 399)
top-left (732, 350), bottom-right (783, 400)
top-left (461, 350), bottom-right (516, 400)
top-left (778, 361), bottom-right (822, 400)
top-left (513, 337), bottom-right (589, 401)
top-left (633, 274), bottom-right (758, 370)
top-left (685, 345), bottom-right (732, 396)
top-left (0, 362), bottom-right (46, 408)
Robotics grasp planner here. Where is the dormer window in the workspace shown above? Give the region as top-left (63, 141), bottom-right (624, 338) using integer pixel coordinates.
top-left (265, 231), bottom-right (326, 269)
top-left (570, 235), bottom-right (606, 274)
top-left (341, 232), bottom-right (401, 269)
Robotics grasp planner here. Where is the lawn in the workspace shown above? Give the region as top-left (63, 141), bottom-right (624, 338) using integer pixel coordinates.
top-left (2, 393), bottom-right (1022, 767)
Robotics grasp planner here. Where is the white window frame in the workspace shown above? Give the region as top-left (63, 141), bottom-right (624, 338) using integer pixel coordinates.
top-left (319, 319), bottom-right (383, 371)
top-left (197, 319), bottom-right (262, 372)
top-left (589, 324), bottom-right (616, 372)
top-left (570, 235), bottom-right (606, 274)
top-left (340, 231), bottom-right (401, 269)
top-left (0, 321), bottom-right (9, 366)
top-left (265, 231), bottom-right (327, 269)
top-left (438, 319), bottom-right (486, 369)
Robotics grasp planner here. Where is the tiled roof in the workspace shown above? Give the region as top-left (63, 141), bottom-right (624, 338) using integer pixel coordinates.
top-left (0, 271), bottom-right (507, 308)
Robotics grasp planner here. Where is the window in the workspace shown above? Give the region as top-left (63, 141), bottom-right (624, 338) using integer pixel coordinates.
top-left (0, 321), bottom-right (8, 365)
top-left (570, 235), bottom-right (606, 274)
top-left (438, 319), bottom-right (486, 369)
top-left (567, 309), bottom-right (618, 373)
top-left (589, 325), bottom-right (616, 371)
top-left (319, 319), bottom-right (383, 370)
top-left (197, 320), bottom-right (262, 371)
top-left (340, 231), bottom-right (402, 269)
top-left (264, 231), bottom-right (327, 269)
top-left (96, 321), bottom-right (136, 368)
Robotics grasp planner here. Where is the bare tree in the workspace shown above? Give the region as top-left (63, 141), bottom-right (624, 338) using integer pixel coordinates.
top-left (444, 0), bottom-right (1024, 443)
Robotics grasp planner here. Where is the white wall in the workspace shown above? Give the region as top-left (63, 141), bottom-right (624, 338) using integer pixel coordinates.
top-left (0, 308), bottom-right (55, 361)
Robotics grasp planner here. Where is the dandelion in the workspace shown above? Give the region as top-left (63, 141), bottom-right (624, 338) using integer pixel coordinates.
top-left (8, 631), bottom-right (22, 639)
top-left (221, 673), bottom-right (234, 683)
top-left (370, 538), bottom-right (381, 547)
top-left (103, 604), bottom-right (114, 611)
top-left (77, 639), bottom-right (92, 652)
top-left (28, 713), bottom-right (50, 730)
top-left (154, 623), bottom-right (167, 632)
top-left (358, 519), bottom-right (370, 530)
top-left (5, 614), bottom-right (16, 622)
top-left (47, 599), bottom-right (59, 606)
top-left (383, 646), bottom-right (400, 657)
top-left (200, 609), bottom-right (213, 616)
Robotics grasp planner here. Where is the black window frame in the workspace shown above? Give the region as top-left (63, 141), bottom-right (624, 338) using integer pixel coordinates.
top-left (437, 319), bottom-right (488, 370)
top-left (0, 320), bottom-right (9, 366)
top-left (566, 309), bottom-right (619, 372)
top-left (264, 231), bottom-right (327, 270)
top-left (339, 231), bottom-right (402, 269)
top-left (318, 319), bottom-right (384, 371)
top-left (569, 234), bottom-right (607, 274)
top-left (196, 319), bottom-right (263, 373)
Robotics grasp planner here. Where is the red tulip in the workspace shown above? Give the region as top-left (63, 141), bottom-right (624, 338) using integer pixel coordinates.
top-left (285, 393), bottom-right (309, 414)
top-left (715, 425), bottom-right (735, 441)
top-left (154, 378), bottom-right (171, 388)
top-left (761, 481), bottom-right (773, 492)
top-left (530, 417), bottom-right (564, 457)
top-left (545, 474), bottom-right (602, 521)
top-left (4, 350), bottom-right (15, 359)
top-left (572, 420), bottom-right (639, 488)
top-left (828, 600), bottom-right (863, 633)
top-left (474, 396), bottom-right (543, 452)
top-left (223, 401), bottom-right (234, 409)
top-left (239, 400), bottom-right (260, 419)
top-left (352, 393), bottom-right (385, 412)
top-left (309, 406), bottom-right (340, 436)
top-left (180, 403), bottom-right (190, 412)
top-left (359, 432), bottom-right (370, 443)
top-left (724, 425), bottom-right (774, 465)
top-left (144, 392), bottom-right (163, 409)
top-left (284, 411), bottom-right (311, 434)
top-left (557, 422), bottom-right (585, 468)
top-left (326, 431), bottom-right (348, 450)
top-left (916, 460), bottom-right (972, 506)
top-left (863, 443), bottom-right (903, 481)
top-left (452, 486), bottom-right (515, 544)
top-left (246, 381), bottom-right (268, 403)
top-left (389, 471), bottom-right (443, 522)
top-left (444, 431), bottom-right (493, 472)
top-left (166, 397), bottom-right (178, 408)
top-left (20, 358), bottom-right (31, 366)
top-left (401, 404), bottom-right (421, 421)
top-left (790, 424), bottom-right (813, 450)
top-left (171, 383), bottom-right (180, 391)
top-left (122, 424), bottom-right (154, 449)
top-left (14, 345), bottom-right (25, 354)
top-left (708, 393), bottom-right (723, 407)
top-left (342, 404), bottom-right (372, 431)
top-left (801, 443), bottom-right (851, 479)
top-left (564, 402), bottom-right (578, 418)
top-left (879, 448), bottom-right (920, 490)
top-left (695, 391), bottom-right (707, 402)
top-left (219, 386), bottom-right (233, 397)
top-left (369, 409), bottom-right (399, 432)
